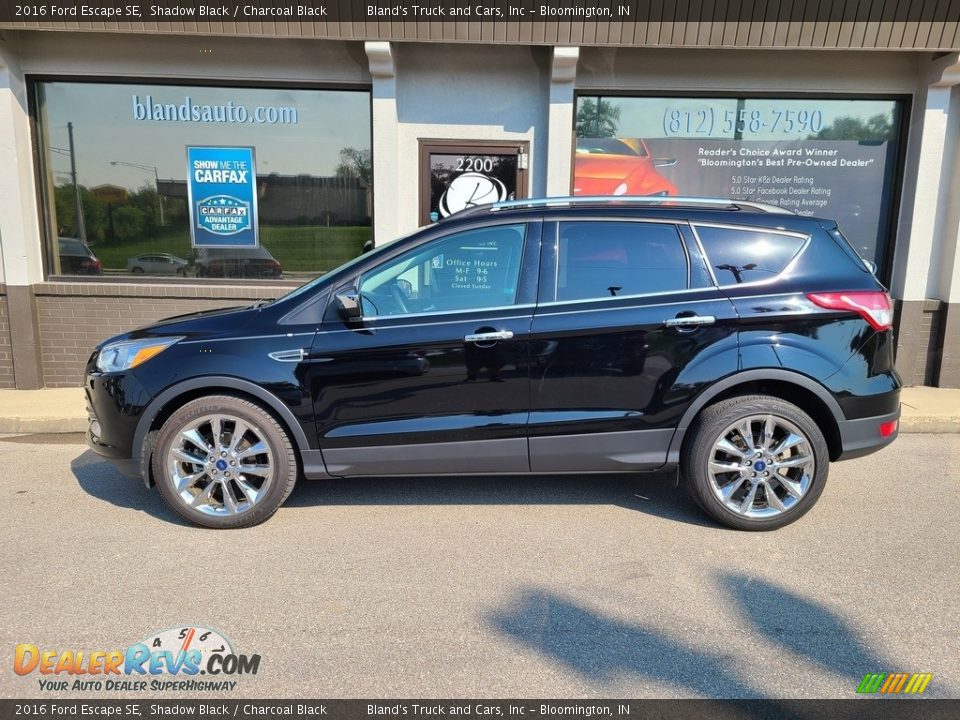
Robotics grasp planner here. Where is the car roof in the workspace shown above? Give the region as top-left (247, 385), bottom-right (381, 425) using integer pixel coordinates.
top-left (440, 196), bottom-right (827, 233)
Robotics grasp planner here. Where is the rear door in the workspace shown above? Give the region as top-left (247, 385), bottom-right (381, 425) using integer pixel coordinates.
top-left (311, 221), bottom-right (540, 476)
top-left (528, 218), bottom-right (739, 472)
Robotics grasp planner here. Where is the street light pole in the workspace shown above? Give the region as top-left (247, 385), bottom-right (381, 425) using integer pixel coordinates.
top-left (152, 166), bottom-right (165, 226)
top-left (67, 122), bottom-right (87, 242)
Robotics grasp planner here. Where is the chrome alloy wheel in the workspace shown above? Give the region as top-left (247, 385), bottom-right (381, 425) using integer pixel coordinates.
top-left (165, 414), bottom-right (274, 517)
top-left (707, 414), bottom-right (815, 519)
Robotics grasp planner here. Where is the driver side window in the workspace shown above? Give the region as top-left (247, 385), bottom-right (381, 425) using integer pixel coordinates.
top-left (358, 224), bottom-right (526, 317)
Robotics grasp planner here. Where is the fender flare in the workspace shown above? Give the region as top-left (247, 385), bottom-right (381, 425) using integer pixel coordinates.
top-left (665, 368), bottom-right (844, 462)
top-left (132, 376), bottom-right (315, 483)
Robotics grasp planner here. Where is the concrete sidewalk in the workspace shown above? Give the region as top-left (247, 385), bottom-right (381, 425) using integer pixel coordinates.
top-left (0, 385), bottom-right (956, 435)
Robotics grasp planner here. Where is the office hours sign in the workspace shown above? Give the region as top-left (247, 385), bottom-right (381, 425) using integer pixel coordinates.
top-left (187, 146), bottom-right (259, 248)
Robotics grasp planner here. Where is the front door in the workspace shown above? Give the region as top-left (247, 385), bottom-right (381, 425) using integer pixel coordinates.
top-left (311, 221), bottom-right (540, 476)
top-left (420, 141), bottom-right (529, 225)
top-left (528, 219), bottom-right (739, 472)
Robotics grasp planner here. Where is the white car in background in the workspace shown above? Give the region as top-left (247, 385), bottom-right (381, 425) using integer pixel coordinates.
top-left (126, 253), bottom-right (189, 275)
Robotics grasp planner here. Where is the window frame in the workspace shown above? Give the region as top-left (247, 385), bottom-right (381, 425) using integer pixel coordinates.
top-left (27, 74), bottom-right (373, 286)
top-left (541, 218), bottom-right (701, 306)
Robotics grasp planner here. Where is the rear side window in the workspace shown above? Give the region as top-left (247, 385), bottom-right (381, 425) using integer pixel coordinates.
top-left (695, 225), bottom-right (805, 285)
top-left (557, 221), bottom-right (688, 301)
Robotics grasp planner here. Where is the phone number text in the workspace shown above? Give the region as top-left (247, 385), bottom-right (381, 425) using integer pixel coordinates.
top-left (663, 107), bottom-right (825, 137)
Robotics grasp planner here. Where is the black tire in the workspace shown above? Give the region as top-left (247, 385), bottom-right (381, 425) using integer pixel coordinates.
top-left (681, 394), bottom-right (829, 531)
top-left (131, 267), bottom-right (144, 274)
top-left (152, 395), bottom-right (298, 529)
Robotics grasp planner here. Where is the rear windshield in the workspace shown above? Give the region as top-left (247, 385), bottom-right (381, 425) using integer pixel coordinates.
top-left (694, 225), bottom-right (806, 285)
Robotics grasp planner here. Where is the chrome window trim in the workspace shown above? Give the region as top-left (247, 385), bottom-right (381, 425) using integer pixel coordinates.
top-left (535, 293), bottom-right (732, 316)
top-left (537, 287), bottom-right (712, 310)
top-left (315, 311), bottom-right (536, 334)
top-left (361, 303), bottom-right (536, 322)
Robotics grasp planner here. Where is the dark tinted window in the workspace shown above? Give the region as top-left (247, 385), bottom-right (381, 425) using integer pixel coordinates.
top-left (557, 222), bottom-right (687, 301)
top-left (695, 225), bottom-right (805, 285)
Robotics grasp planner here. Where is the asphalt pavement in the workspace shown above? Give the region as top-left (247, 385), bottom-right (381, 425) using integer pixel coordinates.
top-left (0, 433), bottom-right (957, 699)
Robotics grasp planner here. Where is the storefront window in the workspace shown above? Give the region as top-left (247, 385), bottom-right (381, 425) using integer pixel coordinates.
top-left (35, 81), bottom-right (372, 281)
top-left (574, 95), bottom-right (903, 275)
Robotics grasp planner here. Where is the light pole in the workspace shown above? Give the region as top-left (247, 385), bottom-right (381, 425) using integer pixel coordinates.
top-left (110, 160), bottom-right (165, 225)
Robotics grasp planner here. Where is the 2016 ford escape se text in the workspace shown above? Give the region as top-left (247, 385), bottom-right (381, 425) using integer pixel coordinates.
top-left (85, 197), bottom-right (900, 530)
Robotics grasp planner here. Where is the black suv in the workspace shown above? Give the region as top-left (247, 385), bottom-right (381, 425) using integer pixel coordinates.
top-left (85, 197), bottom-right (900, 530)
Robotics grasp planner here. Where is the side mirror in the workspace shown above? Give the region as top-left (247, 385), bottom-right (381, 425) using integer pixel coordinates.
top-left (334, 290), bottom-right (363, 324)
top-left (654, 157), bottom-right (677, 168)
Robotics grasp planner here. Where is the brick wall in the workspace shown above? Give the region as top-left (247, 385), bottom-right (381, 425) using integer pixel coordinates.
top-left (0, 286), bottom-right (14, 389)
top-left (34, 282), bottom-right (290, 388)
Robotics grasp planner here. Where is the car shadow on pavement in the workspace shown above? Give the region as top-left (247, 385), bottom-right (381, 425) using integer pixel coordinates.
top-left (285, 472), bottom-right (720, 528)
top-left (719, 572), bottom-right (889, 684)
top-left (486, 578), bottom-right (895, 703)
top-left (70, 449), bottom-right (718, 529)
top-left (70, 449), bottom-right (192, 526)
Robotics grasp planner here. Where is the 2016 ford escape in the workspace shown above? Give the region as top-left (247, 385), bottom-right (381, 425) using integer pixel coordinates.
top-left (85, 196), bottom-right (901, 530)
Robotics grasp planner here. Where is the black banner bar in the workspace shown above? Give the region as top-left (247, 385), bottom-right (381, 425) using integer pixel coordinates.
top-left (1, 0), bottom-right (959, 24)
top-left (1, 700), bottom-right (960, 720)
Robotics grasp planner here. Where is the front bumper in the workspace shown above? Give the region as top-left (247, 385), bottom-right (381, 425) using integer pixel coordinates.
top-left (835, 405), bottom-right (901, 461)
top-left (85, 369), bottom-right (154, 479)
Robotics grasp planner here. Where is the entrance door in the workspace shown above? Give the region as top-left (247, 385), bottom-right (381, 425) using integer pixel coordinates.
top-left (420, 141), bottom-right (529, 225)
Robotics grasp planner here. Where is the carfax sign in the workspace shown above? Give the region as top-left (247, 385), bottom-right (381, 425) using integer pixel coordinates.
top-left (186, 146), bottom-right (259, 248)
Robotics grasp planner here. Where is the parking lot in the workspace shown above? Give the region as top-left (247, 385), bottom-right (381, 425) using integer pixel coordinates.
top-left (1, 433), bottom-right (957, 699)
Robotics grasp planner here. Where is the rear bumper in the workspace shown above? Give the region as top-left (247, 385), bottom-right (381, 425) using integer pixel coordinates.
top-left (835, 405), bottom-right (900, 461)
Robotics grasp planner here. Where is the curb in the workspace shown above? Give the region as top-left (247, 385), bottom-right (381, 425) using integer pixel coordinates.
top-left (899, 418), bottom-right (960, 434)
top-left (0, 418), bottom-right (88, 434)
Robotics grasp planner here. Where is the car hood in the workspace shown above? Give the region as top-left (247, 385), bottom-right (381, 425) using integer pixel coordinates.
top-left (99, 305), bottom-right (261, 348)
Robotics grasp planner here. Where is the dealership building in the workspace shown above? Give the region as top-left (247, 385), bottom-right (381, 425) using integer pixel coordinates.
top-left (1, 5), bottom-right (960, 390)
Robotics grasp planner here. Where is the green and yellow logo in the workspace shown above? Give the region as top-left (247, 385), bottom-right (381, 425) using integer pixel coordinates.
top-left (857, 673), bottom-right (933, 694)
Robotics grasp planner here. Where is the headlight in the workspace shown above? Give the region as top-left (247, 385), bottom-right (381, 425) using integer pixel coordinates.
top-left (96, 337), bottom-right (183, 373)
top-left (613, 182), bottom-right (629, 196)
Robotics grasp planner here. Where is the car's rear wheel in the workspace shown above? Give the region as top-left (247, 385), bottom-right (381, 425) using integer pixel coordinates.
top-left (131, 266), bottom-right (144, 273)
top-left (681, 395), bottom-right (828, 531)
top-left (152, 395), bottom-right (297, 529)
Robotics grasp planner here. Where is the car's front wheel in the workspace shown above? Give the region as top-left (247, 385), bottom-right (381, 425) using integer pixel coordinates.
top-left (682, 395), bottom-right (829, 531)
top-left (152, 395), bottom-right (298, 529)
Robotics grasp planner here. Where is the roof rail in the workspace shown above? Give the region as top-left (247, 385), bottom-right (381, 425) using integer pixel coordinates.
top-left (488, 195), bottom-right (794, 215)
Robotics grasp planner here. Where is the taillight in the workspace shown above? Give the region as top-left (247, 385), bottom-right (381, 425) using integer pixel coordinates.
top-left (806, 291), bottom-right (893, 331)
top-left (879, 419), bottom-right (898, 438)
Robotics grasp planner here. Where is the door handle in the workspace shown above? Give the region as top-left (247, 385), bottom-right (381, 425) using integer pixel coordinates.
top-left (663, 315), bottom-right (716, 328)
top-left (464, 330), bottom-right (514, 343)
